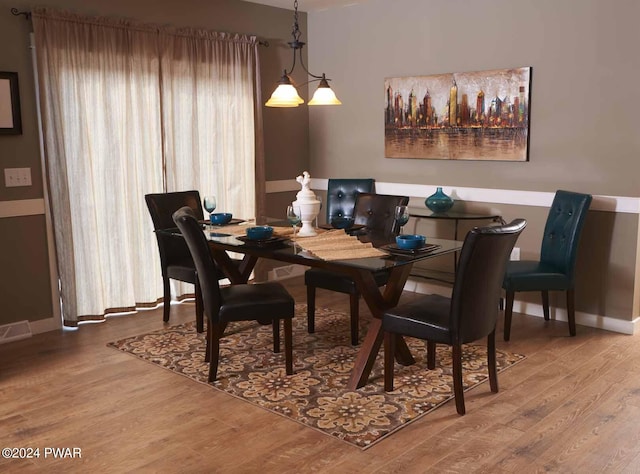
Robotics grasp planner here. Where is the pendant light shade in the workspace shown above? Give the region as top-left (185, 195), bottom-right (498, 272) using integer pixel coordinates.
top-left (265, 0), bottom-right (341, 108)
top-left (308, 76), bottom-right (342, 106)
top-left (265, 74), bottom-right (304, 107)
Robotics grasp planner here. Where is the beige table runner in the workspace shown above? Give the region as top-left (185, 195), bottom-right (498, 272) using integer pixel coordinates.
top-left (206, 224), bottom-right (386, 261)
top-left (294, 229), bottom-right (387, 261)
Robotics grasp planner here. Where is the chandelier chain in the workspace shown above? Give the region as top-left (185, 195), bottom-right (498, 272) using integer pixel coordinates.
top-left (291, 0), bottom-right (301, 43)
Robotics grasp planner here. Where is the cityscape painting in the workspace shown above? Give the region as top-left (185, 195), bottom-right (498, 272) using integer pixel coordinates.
top-left (384, 67), bottom-right (531, 161)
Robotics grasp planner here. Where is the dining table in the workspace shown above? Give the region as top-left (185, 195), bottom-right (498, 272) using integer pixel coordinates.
top-left (166, 220), bottom-right (463, 390)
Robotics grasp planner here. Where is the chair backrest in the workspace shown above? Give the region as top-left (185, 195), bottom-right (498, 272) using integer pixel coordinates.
top-left (144, 191), bottom-right (205, 269)
top-left (172, 207), bottom-right (222, 321)
top-left (145, 190), bottom-right (204, 230)
top-left (451, 219), bottom-right (527, 344)
top-left (326, 178), bottom-right (375, 222)
top-left (353, 192), bottom-right (410, 236)
top-left (540, 190), bottom-right (592, 282)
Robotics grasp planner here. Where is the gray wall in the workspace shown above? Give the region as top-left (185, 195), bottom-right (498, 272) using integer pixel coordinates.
top-left (2, 0), bottom-right (638, 327)
top-left (304, 0), bottom-right (639, 321)
top-left (0, 0), bottom-right (309, 326)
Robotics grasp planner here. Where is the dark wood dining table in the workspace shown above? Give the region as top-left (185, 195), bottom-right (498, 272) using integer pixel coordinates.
top-left (170, 223), bottom-right (463, 389)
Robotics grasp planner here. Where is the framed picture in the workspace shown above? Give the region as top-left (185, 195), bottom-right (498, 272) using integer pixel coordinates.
top-left (0, 72), bottom-right (23, 135)
top-left (385, 67), bottom-right (531, 161)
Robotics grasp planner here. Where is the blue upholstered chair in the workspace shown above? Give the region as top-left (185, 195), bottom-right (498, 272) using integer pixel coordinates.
top-left (383, 219), bottom-right (526, 415)
top-left (502, 190), bottom-right (592, 341)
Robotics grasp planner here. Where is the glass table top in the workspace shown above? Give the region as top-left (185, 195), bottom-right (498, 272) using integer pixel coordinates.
top-left (162, 222), bottom-right (463, 273)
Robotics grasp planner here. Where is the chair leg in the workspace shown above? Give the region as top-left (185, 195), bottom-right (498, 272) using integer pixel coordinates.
top-left (504, 290), bottom-right (515, 341)
top-left (541, 290), bottom-right (550, 321)
top-left (162, 275), bottom-right (171, 322)
top-left (284, 318), bottom-right (293, 375)
top-left (567, 289), bottom-right (576, 336)
top-left (383, 331), bottom-right (395, 392)
top-left (195, 278), bottom-right (204, 333)
top-left (307, 285), bottom-right (316, 334)
top-left (487, 330), bottom-right (499, 393)
top-left (273, 319), bottom-right (281, 353)
top-left (208, 323), bottom-right (222, 382)
top-left (427, 340), bottom-right (436, 370)
top-left (452, 344), bottom-right (466, 415)
top-left (349, 292), bottom-right (360, 346)
top-left (205, 321), bottom-right (212, 363)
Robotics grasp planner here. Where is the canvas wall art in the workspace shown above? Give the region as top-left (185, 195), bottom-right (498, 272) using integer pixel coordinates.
top-left (0, 72), bottom-right (22, 135)
top-left (384, 67), bottom-right (531, 161)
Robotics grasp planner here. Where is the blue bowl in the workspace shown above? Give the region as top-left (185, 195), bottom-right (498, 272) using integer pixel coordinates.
top-left (210, 213), bottom-right (233, 225)
top-left (396, 234), bottom-right (426, 250)
top-left (330, 216), bottom-right (355, 229)
top-left (246, 225), bottom-right (273, 240)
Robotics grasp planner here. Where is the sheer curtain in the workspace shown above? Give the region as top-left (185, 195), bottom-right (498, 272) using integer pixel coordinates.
top-left (161, 29), bottom-right (257, 220)
top-left (32, 8), bottom-right (259, 326)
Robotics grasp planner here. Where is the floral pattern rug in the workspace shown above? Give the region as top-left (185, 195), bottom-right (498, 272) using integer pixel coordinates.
top-left (107, 305), bottom-right (525, 449)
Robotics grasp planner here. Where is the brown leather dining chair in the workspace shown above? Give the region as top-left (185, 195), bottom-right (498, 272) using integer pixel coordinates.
top-left (383, 219), bottom-right (527, 415)
top-left (173, 206), bottom-right (295, 382)
top-left (324, 178), bottom-right (375, 224)
top-left (305, 192), bottom-right (410, 345)
top-left (145, 191), bottom-right (205, 332)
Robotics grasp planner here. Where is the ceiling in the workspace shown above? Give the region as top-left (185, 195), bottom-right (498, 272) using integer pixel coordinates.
top-left (240, 0), bottom-right (369, 12)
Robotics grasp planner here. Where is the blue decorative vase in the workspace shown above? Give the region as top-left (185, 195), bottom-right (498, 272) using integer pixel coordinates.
top-left (425, 187), bottom-right (454, 213)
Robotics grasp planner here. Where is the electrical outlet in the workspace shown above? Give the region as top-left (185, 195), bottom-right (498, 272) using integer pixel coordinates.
top-left (510, 247), bottom-right (520, 261)
top-left (4, 167), bottom-right (32, 187)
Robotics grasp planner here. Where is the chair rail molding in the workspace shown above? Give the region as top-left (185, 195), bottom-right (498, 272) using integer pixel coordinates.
top-left (0, 198), bottom-right (46, 218)
top-left (266, 180), bottom-right (639, 214)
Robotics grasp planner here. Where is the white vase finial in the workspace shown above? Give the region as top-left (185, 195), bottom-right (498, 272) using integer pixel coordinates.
top-left (292, 171), bottom-right (320, 237)
top-left (296, 171), bottom-right (311, 189)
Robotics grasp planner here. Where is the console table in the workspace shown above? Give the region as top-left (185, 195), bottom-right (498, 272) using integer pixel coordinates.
top-left (408, 210), bottom-right (505, 282)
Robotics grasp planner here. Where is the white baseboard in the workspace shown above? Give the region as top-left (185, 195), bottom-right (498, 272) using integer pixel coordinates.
top-left (29, 315), bottom-right (62, 335)
top-left (509, 299), bottom-right (638, 335)
top-left (406, 277), bottom-right (638, 335)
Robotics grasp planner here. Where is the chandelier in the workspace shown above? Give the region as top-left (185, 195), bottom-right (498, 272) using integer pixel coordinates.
top-left (265, 0), bottom-right (342, 107)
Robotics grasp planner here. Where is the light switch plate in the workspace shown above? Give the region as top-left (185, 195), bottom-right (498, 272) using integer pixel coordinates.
top-left (4, 167), bottom-right (32, 187)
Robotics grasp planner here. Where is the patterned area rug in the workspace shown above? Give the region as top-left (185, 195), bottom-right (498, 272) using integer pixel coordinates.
top-left (108, 305), bottom-right (525, 449)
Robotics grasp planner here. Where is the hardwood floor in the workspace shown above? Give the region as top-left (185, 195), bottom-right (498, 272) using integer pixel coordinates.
top-left (2, 277), bottom-right (640, 473)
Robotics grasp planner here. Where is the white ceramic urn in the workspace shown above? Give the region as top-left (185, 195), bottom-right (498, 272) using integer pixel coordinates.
top-left (292, 171), bottom-right (321, 237)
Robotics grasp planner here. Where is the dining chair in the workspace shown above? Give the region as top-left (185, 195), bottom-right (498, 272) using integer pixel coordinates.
top-left (145, 190), bottom-right (206, 332)
top-left (502, 190), bottom-right (592, 341)
top-left (382, 219), bottom-right (527, 415)
top-left (172, 207), bottom-right (295, 382)
top-left (324, 178), bottom-right (375, 224)
top-left (305, 192), bottom-right (409, 345)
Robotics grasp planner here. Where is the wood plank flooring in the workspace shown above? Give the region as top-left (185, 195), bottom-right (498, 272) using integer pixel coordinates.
top-left (2, 277), bottom-right (640, 473)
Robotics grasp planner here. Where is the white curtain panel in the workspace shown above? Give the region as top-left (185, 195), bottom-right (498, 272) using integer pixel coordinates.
top-left (161, 29), bottom-right (257, 221)
top-left (32, 9), bottom-right (258, 325)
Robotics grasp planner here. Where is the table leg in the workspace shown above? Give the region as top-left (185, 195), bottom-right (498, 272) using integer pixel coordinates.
top-left (210, 248), bottom-right (257, 284)
top-left (207, 249), bottom-right (259, 336)
top-left (346, 265), bottom-right (415, 390)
